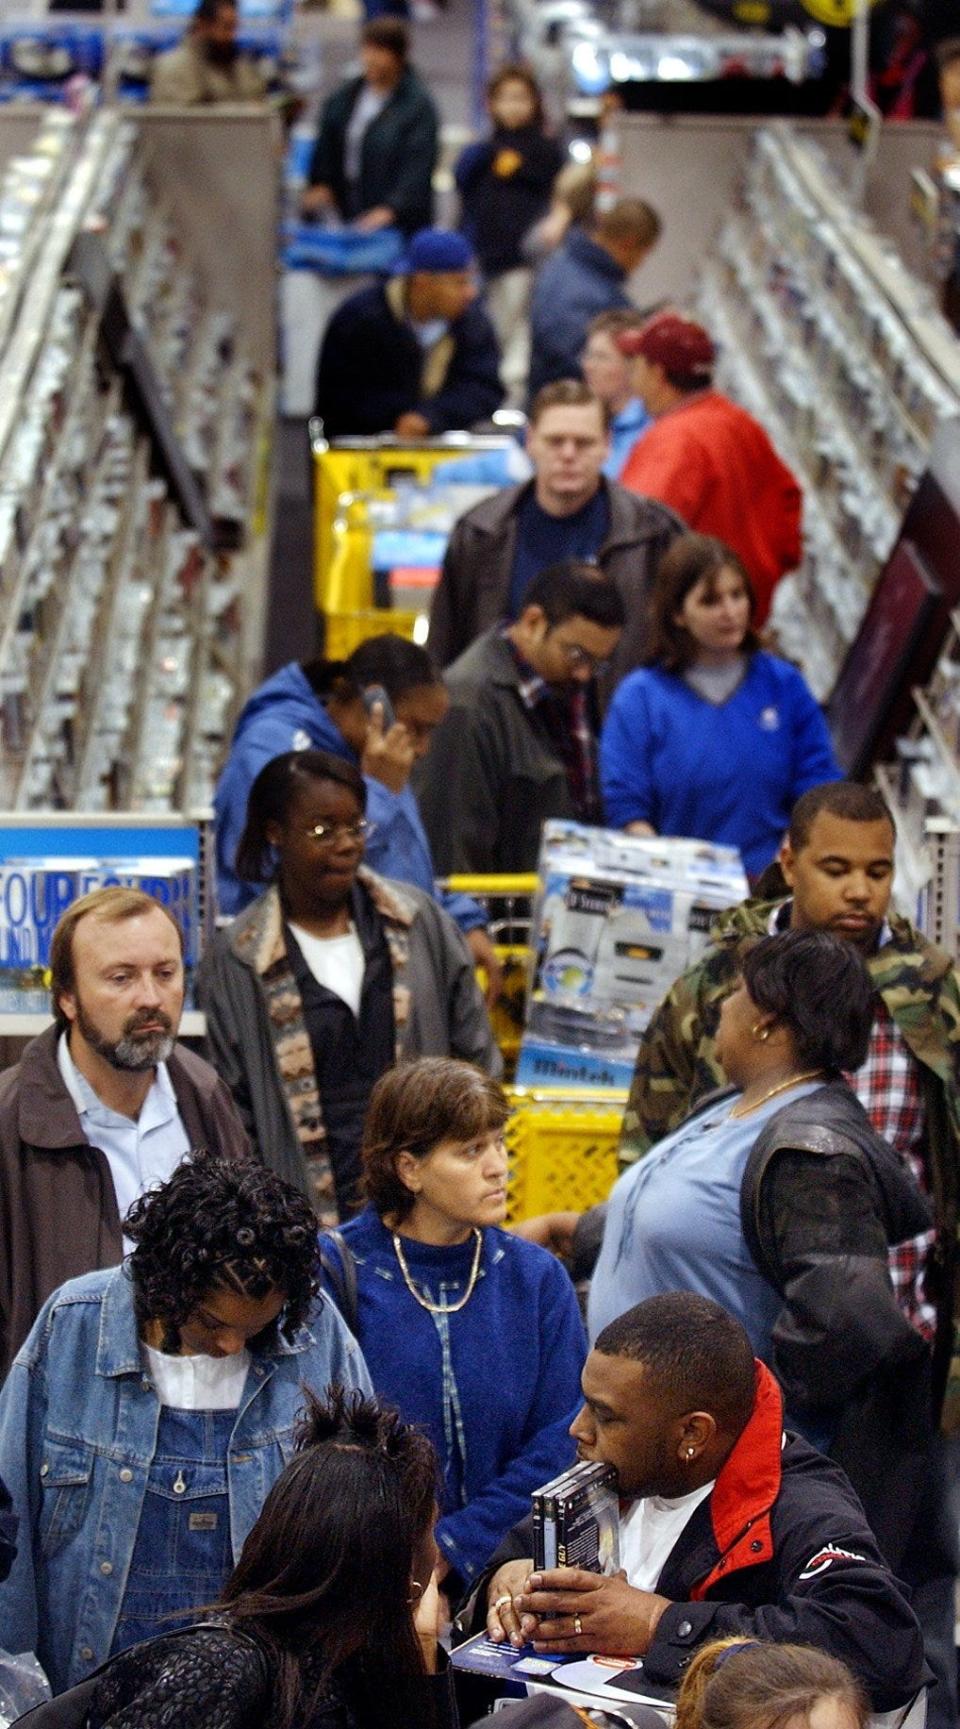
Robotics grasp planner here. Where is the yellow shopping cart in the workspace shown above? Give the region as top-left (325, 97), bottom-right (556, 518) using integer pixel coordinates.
top-left (310, 423), bottom-right (520, 647)
top-left (503, 1086), bottom-right (627, 1224)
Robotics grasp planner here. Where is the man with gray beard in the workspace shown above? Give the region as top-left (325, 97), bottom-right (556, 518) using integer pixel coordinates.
top-left (0, 887), bottom-right (249, 1376)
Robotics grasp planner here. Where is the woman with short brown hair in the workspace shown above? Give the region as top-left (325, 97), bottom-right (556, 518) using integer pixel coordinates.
top-left (319, 1057), bottom-right (585, 1602)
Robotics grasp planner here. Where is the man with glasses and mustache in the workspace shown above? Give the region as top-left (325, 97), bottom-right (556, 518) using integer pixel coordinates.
top-left (418, 561), bottom-right (625, 873)
top-left (0, 887), bottom-right (249, 1376)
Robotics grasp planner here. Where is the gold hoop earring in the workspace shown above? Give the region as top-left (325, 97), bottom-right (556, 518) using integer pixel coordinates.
top-left (408, 1580), bottom-right (424, 1605)
top-left (751, 1023), bottom-right (770, 1043)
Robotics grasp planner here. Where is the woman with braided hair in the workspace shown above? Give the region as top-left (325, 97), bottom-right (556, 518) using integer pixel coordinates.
top-left (0, 1148), bottom-right (371, 1695)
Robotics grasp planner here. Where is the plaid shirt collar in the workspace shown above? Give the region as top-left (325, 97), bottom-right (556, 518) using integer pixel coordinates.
top-left (501, 626), bottom-right (600, 823)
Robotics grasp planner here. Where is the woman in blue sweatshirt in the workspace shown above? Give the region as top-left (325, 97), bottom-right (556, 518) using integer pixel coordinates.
top-left (599, 534), bottom-right (841, 879)
top-left (319, 1058), bottom-right (585, 1597)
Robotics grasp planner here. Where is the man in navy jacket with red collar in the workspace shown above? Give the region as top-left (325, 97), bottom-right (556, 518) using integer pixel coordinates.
top-left (471, 1294), bottom-right (924, 1712)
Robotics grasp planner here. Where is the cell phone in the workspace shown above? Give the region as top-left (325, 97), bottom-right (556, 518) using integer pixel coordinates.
top-left (363, 684), bottom-right (397, 730)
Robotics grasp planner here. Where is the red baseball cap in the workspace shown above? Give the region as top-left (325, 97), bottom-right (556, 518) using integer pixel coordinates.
top-left (616, 312), bottom-right (715, 383)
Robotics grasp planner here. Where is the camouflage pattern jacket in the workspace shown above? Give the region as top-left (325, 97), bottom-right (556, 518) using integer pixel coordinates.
top-left (620, 896), bottom-right (960, 1430)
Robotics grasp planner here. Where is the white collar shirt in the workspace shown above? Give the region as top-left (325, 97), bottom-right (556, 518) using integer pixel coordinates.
top-left (57, 1033), bottom-right (191, 1252)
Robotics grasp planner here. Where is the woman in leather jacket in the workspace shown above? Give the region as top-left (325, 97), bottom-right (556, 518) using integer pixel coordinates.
top-left (588, 928), bottom-right (933, 1566)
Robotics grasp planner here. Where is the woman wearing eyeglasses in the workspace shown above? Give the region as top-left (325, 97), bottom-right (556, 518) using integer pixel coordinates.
top-left (199, 750), bottom-right (500, 1221)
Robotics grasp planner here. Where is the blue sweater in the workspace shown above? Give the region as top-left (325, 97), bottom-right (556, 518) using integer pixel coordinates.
top-left (599, 652), bottom-right (841, 878)
top-left (213, 663), bottom-right (484, 931)
top-left (321, 1208), bottom-right (585, 1585)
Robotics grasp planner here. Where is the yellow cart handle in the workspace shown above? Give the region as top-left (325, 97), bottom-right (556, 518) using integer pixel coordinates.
top-left (439, 874), bottom-right (540, 897)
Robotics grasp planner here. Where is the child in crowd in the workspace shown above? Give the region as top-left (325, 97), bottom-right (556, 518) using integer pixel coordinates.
top-left (455, 65), bottom-right (563, 404)
top-left (675, 1639), bottom-right (869, 1729)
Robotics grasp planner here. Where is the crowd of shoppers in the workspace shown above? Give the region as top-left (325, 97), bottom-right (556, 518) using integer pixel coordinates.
top-left (4, 29), bottom-right (960, 1729)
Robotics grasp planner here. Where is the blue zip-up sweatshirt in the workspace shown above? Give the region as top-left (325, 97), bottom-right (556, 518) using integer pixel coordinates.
top-left (528, 226), bottom-right (631, 400)
top-left (320, 1208), bottom-right (585, 1586)
top-left (0, 1267), bottom-right (370, 1692)
top-left (599, 651), bottom-right (841, 878)
top-left (213, 663), bottom-right (484, 933)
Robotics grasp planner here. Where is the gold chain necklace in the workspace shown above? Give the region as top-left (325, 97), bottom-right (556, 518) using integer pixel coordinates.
top-left (729, 1070), bottom-right (825, 1119)
top-left (392, 1227), bottom-right (483, 1314)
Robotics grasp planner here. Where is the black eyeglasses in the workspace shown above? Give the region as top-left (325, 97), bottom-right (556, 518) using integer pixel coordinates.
top-left (302, 820), bottom-right (374, 846)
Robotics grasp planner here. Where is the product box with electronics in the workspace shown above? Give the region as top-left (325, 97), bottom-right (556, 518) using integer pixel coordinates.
top-left (516, 823), bottom-right (748, 1090)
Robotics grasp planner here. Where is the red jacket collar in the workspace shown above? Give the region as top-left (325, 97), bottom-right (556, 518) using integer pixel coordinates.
top-left (690, 1361), bottom-right (782, 1600)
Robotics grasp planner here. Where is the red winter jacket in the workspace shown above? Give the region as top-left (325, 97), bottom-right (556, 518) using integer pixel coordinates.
top-left (620, 391), bottom-right (802, 624)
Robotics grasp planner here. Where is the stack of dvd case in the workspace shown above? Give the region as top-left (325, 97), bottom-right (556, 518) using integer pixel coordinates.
top-left (532, 1461), bottom-right (620, 1575)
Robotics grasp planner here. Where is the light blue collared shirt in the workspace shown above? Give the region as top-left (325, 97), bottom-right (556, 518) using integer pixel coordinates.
top-left (607, 396), bottom-right (651, 478)
top-left (57, 1034), bottom-right (191, 1248)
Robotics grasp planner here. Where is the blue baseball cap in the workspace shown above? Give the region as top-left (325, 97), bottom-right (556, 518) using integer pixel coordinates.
top-left (397, 227), bottom-right (473, 274)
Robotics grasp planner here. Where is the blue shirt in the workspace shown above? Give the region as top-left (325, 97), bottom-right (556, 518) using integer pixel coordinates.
top-left (321, 1207), bottom-right (586, 1584)
top-left (57, 1036), bottom-right (190, 1250)
top-left (508, 486), bottom-right (611, 619)
top-left (0, 1267), bottom-right (370, 1691)
top-left (607, 398), bottom-right (651, 479)
top-left (599, 651), bottom-right (841, 878)
top-left (588, 1084), bottom-right (822, 1349)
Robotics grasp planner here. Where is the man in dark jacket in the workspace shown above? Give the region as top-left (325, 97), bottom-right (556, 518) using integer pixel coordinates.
top-left (527, 199), bottom-right (662, 401)
top-left (314, 227), bottom-right (502, 438)
top-left (302, 18), bottom-right (437, 235)
top-left (0, 886), bottom-right (249, 1376)
top-left (472, 1294), bottom-right (925, 1713)
top-left (417, 562), bottom-right (624, 874)
top-left (427, 379), bottom-right (683, 696)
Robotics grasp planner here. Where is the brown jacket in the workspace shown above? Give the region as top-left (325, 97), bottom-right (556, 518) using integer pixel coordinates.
top-left (426, 477), bottom-right (684, 703)
top-left (0, 1025), bottom-right (250, 1376)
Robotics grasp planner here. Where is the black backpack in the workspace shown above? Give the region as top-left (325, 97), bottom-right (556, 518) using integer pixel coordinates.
top-left (12, 1622), bottom-right (268, 1729)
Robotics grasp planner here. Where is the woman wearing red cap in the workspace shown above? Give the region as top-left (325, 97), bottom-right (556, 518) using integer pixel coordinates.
top-left (599, 533), bottom-right (840, 879)
top-left (619, 311), bottom-right (802, 626)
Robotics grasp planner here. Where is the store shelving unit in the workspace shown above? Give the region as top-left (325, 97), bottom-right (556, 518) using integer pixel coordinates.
top-left (0, 108), bottom-right (274, 815)
top-left (694, 122), bottom-right (960, 701)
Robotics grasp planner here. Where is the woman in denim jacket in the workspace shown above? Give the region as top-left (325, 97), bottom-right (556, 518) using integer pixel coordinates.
top-left (0, 1149), bottom-right (371, 1694)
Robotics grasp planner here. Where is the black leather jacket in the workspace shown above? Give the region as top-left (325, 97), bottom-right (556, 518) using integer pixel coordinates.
top-left (740, 1080), bottom-right (933, 1567)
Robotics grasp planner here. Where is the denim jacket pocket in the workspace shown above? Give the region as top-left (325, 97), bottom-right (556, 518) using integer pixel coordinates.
top-left (38, 1438), bottom-right (95, 1559)
top-left (146, 1462), bottom-right (228, 1503)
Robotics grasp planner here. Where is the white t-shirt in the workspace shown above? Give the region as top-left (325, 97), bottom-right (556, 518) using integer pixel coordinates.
top-left (288, 920), bottom-right (365, 1017)
top-left (619, 1480), bottom-right (716, 1591)
top-left (143, 1343), bottom-right (250, 1410)
top-left (344, 84), bottom-right (388, 184)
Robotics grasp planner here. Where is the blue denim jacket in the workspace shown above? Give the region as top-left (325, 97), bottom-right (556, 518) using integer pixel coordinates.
top-left (0, 1266), bottom-right (371, 1693)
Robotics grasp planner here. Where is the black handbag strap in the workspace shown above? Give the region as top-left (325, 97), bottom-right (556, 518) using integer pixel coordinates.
top-left (318, 1228), bottom-right (359, 1337)
top-left (12, 1620), bottom-right (269, 1728)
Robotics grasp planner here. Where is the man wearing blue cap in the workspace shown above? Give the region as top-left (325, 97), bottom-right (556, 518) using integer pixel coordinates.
top-left (314, 227), bottom-right (503, 438)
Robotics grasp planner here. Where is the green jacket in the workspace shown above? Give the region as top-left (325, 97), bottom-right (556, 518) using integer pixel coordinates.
top-left (620, 896), bottom-right (960, 1429)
